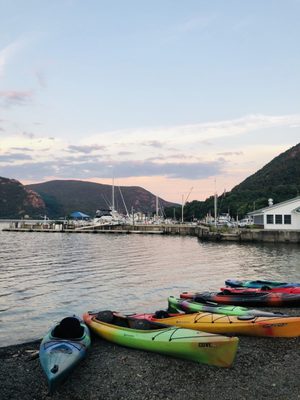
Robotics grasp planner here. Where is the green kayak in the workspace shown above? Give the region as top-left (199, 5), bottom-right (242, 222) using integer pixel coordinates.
top-left (168, 296), bottom-right (287, 317)
top-left (83, 310), bottom-right (239, 368)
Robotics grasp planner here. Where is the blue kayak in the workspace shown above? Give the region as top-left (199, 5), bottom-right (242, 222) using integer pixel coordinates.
top-left (39, 316), bottom-right (91, 393)
top-left (225, 279), bottom-right (300, 289)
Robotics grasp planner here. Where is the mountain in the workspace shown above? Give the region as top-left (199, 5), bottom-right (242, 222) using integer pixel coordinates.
top-left (26, 180), bottom-right (178, 218)
top-left (180, 143), bottom-right (300, 220)
top-left (0, 177), bottom-right (46, 218)
top-left (223, 142), bottom-right (300, 214)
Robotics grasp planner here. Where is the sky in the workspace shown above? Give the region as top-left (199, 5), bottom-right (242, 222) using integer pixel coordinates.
top-left (1, 1), bottom-right (300, 203)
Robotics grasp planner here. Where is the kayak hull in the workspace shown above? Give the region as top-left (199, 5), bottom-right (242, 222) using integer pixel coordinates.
top-left (220, 286), bottom-right (300, 294)
top-left (180, 291), bottom-right (300, 307)
top-left (168, 296), bottom-right (287, 317)
top-left (39, 317), bottom-right (91, 393)
top-left (83, 311), bottom-right (238, 368)
top-left (225, 279), bottom-right (300, 289)
top-left (132, 312), bottom-right (300, 337)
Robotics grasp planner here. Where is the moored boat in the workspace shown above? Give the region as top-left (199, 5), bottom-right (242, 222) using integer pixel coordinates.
top-left (225, 279), bottom-right (300, 289)
top-left (83, 310), bottom-right (239, 368)
top-left (132, 310), bottom-right (300, 337)
top-left (39, 316), bottom-right (91, 393)
top-left (180, 291), bottom-right (300, 307)
top-left (168, 296), bottom-right (287, 317)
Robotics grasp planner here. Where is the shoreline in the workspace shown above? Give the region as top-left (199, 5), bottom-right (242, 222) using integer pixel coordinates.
top-left (1, 309), bottom-right (300, 400)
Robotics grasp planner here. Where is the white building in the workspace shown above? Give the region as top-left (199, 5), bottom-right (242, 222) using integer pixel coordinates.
top-left (248, 196), bottom-right (300, 230)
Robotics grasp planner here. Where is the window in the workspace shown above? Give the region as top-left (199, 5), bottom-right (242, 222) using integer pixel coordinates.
top-left (254, 215), bottom-right (263, 225)
top-left (284, 215), bottom-right (291, 224)
top-left (275, 215), bottom-right (282, 224)
top-left (266, 215), bottom-right (274, 224)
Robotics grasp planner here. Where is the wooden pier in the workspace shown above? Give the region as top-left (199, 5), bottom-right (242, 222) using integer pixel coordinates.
top-left (2, 221), bottom-right (210, 237)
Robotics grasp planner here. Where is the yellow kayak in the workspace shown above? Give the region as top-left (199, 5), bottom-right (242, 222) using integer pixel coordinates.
top-left (132, 311), bottom-right (300, 337)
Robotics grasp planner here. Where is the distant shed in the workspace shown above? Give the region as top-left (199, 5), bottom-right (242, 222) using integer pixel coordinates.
top-left (70, 211), bottom-right (91, 219)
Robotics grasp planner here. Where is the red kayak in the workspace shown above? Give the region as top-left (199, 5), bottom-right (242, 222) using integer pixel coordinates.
top-left (180, 291), bottom-right (300, 307)
top-left (220, 287), bottom-right (300, 294)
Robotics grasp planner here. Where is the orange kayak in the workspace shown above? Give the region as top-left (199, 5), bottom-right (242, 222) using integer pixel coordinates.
top-left (132, 311), bottom-right (300, 337)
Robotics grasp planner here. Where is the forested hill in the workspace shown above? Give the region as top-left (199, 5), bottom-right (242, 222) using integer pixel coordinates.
top-left (26, 180), bottom-right (177, 218)
top-left (180, 143), bottom-right (300, 219)
top-left (0, 177), bottom-right (46, 218)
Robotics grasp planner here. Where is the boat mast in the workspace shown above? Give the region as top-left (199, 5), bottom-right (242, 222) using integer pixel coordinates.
top-left (181, 187), bottom-right (193, 223)
top-left (112, 169), bottom-right (115, 212)
top-left (118, 186), bottom-right (129, 216)
top-left (214, 179), bottom-right (217, 227)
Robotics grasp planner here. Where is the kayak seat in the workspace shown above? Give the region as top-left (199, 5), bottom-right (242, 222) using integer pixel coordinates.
top-left (194, 295), bottom-right (208, 303)
top-left (52, 317), bottom-right (84, 339)
top-left (237, 315), bottom-right (256, 321)
top-left (222, 289), bottom-right (232, 295)
top-left (96, 310), bottom-right (114, 323)
top-left (128, 319), bottom-right (153, 330)
top-left (154, 310), bottom-right (170, 319)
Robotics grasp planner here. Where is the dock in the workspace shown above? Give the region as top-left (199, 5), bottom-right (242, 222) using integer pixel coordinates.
top-left (2, 221), bottom-right (300, 243)
top-left (2, 220), bottom-right (209, 237)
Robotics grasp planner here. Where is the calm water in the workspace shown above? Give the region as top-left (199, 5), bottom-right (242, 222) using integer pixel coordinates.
top-left (1, 224), bottom-right (300, 346)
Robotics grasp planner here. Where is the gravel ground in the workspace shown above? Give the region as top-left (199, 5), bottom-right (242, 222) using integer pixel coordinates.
top-left (1, 309), bottom-right (300, 400)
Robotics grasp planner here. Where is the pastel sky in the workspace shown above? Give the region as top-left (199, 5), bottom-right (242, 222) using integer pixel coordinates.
top-left (1, 1), bottom-right (300, 203)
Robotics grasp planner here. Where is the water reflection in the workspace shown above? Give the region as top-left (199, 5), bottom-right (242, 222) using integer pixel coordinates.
top-left (0, 227), bottom-right (300, 346)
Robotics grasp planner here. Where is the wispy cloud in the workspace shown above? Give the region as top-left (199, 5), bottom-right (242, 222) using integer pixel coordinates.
top-left (141, 140), bottom-right (165, 148)
top-left (22, 131), bottom-right (36, 139)
top-left (35, 69), bottom-right (47, 88)
top-left (163, 14), bottom-right (217, 44)
top-left (176, 15), bottom-right (217, 34)
top-left (0, 158), bottom-right (224, 181)
top-left (217, 151), bottom-right (243, 156)
top-left (87, 114), bottom-right (300, 149)
top-left (10, 147), bottom-right (33, 151)
top-left (0, 90), bottom-right (34, 107)
top-left (0, 153), bottom-right (32, 162)
top-left (118, 151), bottom-right (134, 156)
top-left (1, 113), bottom-right (298, 192)
top-left (0, 40), bottom-right (23, 78)
top-left (66, 144), bottom-right (106, 154)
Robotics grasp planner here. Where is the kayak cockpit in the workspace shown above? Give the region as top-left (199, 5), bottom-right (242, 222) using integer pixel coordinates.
top-left (52, 317), bottom-right (85, 339)
top-left (94, 310), bottom-right (169, 330)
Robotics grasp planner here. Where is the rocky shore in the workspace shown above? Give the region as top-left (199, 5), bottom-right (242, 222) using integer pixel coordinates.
top-left (1, 309), bottom-right (300, 400)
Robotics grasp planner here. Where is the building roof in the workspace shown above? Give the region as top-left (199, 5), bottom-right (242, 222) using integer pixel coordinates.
top-left (248, 195), bottom-right (300, 216)
top-left (70, 211), bottom-right (90, 219)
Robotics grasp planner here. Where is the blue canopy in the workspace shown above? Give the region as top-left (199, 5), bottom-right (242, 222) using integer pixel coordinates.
top-left (70, 211), bottom-right (90, 219)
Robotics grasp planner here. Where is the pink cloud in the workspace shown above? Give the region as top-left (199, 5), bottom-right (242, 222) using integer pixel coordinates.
top-left (0, 90), bottom-right (33, 106)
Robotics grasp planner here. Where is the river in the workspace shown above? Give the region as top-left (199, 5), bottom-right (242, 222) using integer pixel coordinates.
top-left (1, 225), bottom-right (300, 346)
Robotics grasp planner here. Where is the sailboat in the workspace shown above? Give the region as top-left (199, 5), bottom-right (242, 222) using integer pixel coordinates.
top-left (93, 207), bottom-right (127, 226)
top-left (92, 176), bottom-right (129, 226)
